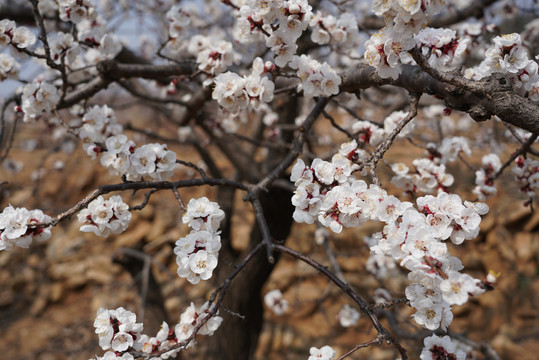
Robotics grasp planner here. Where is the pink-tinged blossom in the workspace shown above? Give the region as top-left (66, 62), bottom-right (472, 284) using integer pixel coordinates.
top-left (512, 156), bottom-right (539, 196)
top-left (420, 334), bottom-right (466, 360)
top-left (21, 81), bottom-right (59, 122)
top-left (93, 307), bottom-right (142, 352)
top-left (415, 27), bottom-right (469, 71)
top-left (473, 153), bottom-right (501, 200)
top-left (351, 121), bottom-right (385, 146)
top-left (0, 19), bottom-right (16, 46)
top-left (49, 32), bottom-right (81, 64)
top-left (365, 27), bottom-right (414, 80)
top-left (288, 55), bottom-right (341, 97)
top-left (77, 195), bottom-right (131, 237)
top-left (182, 197), bottom-right (225, 233)
top-left (264, 289), bottom-right (289, 315)
top-left (308, 345), bottom-right (336, 360)
top-left (0, 206), bottom-right (52, 251)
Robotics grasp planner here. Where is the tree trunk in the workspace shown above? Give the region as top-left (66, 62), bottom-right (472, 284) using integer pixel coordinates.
top-left (205, 184), bottom-right (295, 360)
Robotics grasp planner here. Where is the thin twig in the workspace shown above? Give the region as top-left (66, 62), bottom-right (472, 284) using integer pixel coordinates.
top-left (254, 97), bottom-right (330, 192)
top-left (492, 132), bottom-right (539, 180)
top-left (172, 186), bottom-right (186, 212)
top-left (337, 337), bottom-right (383, 360)
top-left (503, 122), bottom-right (539, 156)
top-left (176, 159), bottom-right (208, 179)
top-left (368, 297), bottom-right (408, 311)
top-left (249, 195), bottom-right (275, 263)
top-left (367, 93), bottom-right (421, 185)
top-left (272, 244), bottom-right (408, 359)
top-left (322, 237), bottom-right (346, 282)
top-left (0, 101), bottom-right (19, 165)
top-left (129, 189), bottom-right (158, 211)
top-left (322, 110), bottom-right (354, 139)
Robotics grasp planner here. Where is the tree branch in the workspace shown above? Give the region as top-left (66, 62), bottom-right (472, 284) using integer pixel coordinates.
top-left (340, 64), bottom-right (539, 134)
top-left (272, 244), bottom-right (408, 360)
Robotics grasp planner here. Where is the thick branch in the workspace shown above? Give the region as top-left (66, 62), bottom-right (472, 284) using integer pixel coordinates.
top-left (341, 64), bottom-right (539, 134)
top-left (97, 60), bottom-right (197, 81)
top-left (58, 76), bottom-right (113, 109)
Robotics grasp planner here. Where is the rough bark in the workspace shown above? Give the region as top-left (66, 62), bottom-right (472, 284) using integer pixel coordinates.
top-left (341, 64), bottom-right (539, 134)
top-left (205, 184), bottom-right (295, 360)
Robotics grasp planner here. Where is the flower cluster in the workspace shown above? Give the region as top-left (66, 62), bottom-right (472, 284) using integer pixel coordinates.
top-left (472, 154), bottom-right (501, 200)
top-left (365, 0), bottom-right (445, 79)
top-left (93, 307), bottom-right (143, 352)
top-left (99, 136), bottom-right (176, 181)
top-left (264, 289), bottom-right (289, 315)
top-left (420, 334), bottom-right (466, 360)
top-left (77, 195), bottom-right (131, 237)
top-left (308, 345), bottom-right (336, 360)
top-left (466, 33), bottom-right (539, 101)
top-left (74, 13), bottom-right (122, 61)
top-left (236, 0), bottom-right (312, 67)
top-left (138, 302), bottom-right (223, 358)
top-left (383, 110), bottom-right (415, 137)
top-left (512, 156), bottom-right (539, 197)
top-left (437, 137), bottom-right (472, 163)
top-left (350, 110), bottom-right (415, 147)
top-left (414, 27), bottom-right (469, 71)
top-left (49, 32), bottom-right (81, 65)
top-left (79, 105), bottom-right (123, 157)
top-left (309, 12), bottom-right (361, 49)
top-left (78, 105), bottom-right (177, 181)
top-left (369, 193), bottom-right (488, 331)
top-left (292, 138), bottom-right (489, 333)
top-left (212, 58), bottom-right (275, 114)
top-left (290, 140), bottom-right (369, 228)
top-left (0, 205), bottom-right (52, 251)
top-left (351, 120), bottom-right (385, 146)
top-left (21, 81), bottom-right (59, 122)
top-left (0, 19), bottom-right (36, 50)
top-left (289, 55), bottom-right (341, 97)
top-left (187, 35), bottom-right (239, 76)
top-left (390, 137), bottom-right (472, 195)
top-left (174, 197), bottom-right (224, 284)
top-left (93, 302), bottom-right (223, 359)
top-left (124, 143), bottom-right (177, 182)
top-left (485, 33), bottom-right (530, 75)
top-left (391, 158), bottom-right (454, 194)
